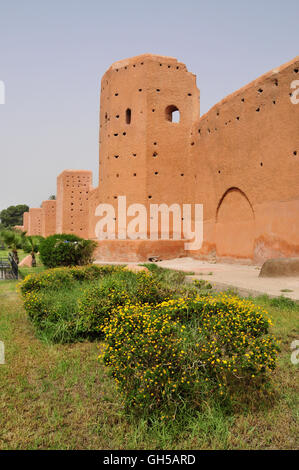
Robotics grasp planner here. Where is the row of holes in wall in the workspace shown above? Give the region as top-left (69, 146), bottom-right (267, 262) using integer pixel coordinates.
top-left (102, 85), bottom-right (192, 103)
top-left (113, 90), bottom-right (192, 96)
top-left (70, 190), bottom-right (89, 193)
top-left (194, 98), bottom-right (277, 139)
top-left (192, 71), bottom-right (298, 140)
top-left (111, 195), bottom-right (178, 200)
top-left (104, 105), bottom-right (181, 125)
top-left (65, 176), bottom-right (91, 187)
top-left (109, 88), bottom-right (192, 97)
top-left (65, 176), bottom-right (90, 180)
top-left (111, 172), bottom-right (186, 178)
top-left (111, 150), bottom-right (161, 159)
top-left (216, 153), bottom-right (298, 174)
top-left (101, 62), bottom-right (186, 90)
top-left (70, 205), bottom-right (89, 210)
top-left (104, 141), bottom-right (159, 160)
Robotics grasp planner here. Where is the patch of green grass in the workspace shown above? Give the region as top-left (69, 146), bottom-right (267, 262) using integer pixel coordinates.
top-left (18, 264), bottom-right (45, 278)
top-left (252, 294), bottom-right (299, 348)
top-left (0, 248), bottom-right (45, 279)
top-left (0, 249), bottom-right (27, 262)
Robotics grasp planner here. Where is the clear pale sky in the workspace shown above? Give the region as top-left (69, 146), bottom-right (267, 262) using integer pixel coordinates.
top-left (0, 0), bottom-right (298, 211)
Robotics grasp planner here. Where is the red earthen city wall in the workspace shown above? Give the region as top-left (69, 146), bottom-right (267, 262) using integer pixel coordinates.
top-left (24, 54), bottom-right (299, 264)
top-left (56, 170), bottom-right (93, 239)
top-left (188, 56), bottom-right (299, 263)
top-left (41, 200), bottom-right (57, 237)
top-left (23, 212), bottom-right (29, 232)
top-left (88, 186), bottom-right (101, 239)
top-left (93, 239), bottom-right (187, 262)
top-left (27, 208), bottom-right (42, 236)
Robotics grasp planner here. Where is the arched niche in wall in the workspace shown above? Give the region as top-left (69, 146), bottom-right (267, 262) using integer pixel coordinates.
top-left (215, 187), bottom-right (255, 259)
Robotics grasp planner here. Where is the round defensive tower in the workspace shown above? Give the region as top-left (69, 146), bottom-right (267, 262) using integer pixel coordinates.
top-left (92, 54), bottom-right (200, 256)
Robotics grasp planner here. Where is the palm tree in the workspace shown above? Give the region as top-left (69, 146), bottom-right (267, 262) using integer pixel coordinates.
top-left (0, 230), bottom-right (23, 264)
top-left (23, 236), bottom-right (42, 267)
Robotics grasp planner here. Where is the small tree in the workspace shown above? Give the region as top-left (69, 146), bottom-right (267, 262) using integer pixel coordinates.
top-left (0, 230), bottom-right (24, 264)
top-left (23, 236), bottom-right (43, 267)
top-left (0, 205), bottom-right (29, 228)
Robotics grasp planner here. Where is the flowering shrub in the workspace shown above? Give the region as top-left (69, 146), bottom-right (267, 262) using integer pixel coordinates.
top-left (77, 282), bottom-right (129, 335)
top-left (100, 294), bottom-right (279, 414)
top-left (19, 265), bottom-right (130, 342)
top-left (77, 270), bottom-right (173, 335)
top-left (19, 266), bottom-right (174, 342)
top-left (23, 290), bottom-right (49, 323)
top-left (18, 264), bottom-right (124, 295)
top-left (19, 267), bottom-right (74, 294)
top-left (68, 264), bottom-right (123, 281)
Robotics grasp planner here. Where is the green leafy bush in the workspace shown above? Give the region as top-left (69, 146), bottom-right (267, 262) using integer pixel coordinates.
top-left (39, 233), bottom-right (97, 268)
top-left (101, 294), bottom-right (279, 415)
